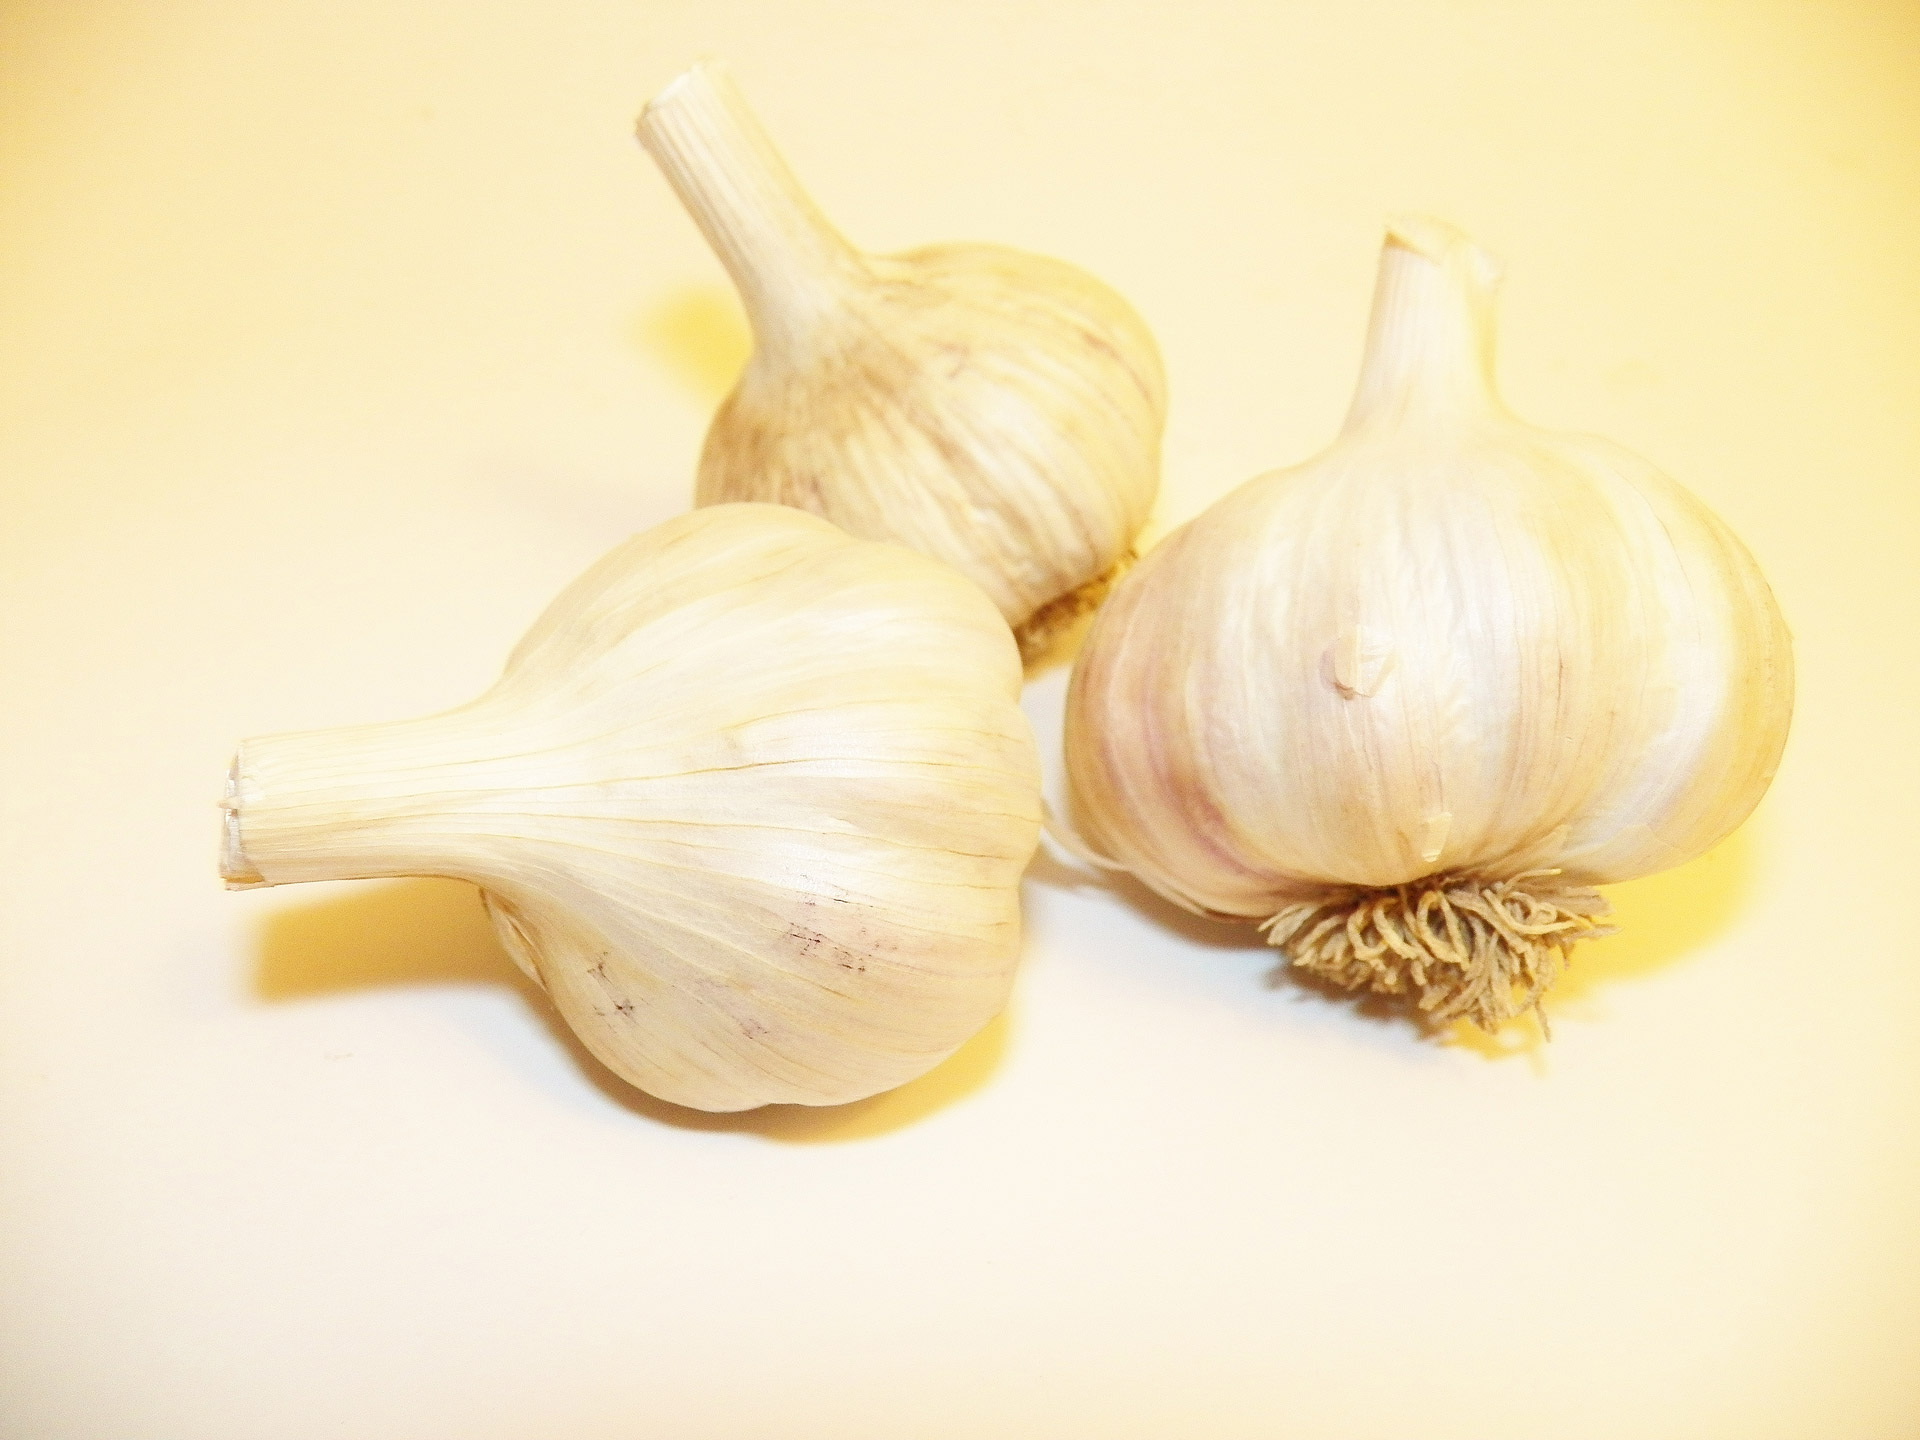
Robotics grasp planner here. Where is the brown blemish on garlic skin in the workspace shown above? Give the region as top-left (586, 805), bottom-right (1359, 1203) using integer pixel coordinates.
top-left (584, 951), bottom-right (640, 1022)
top-left (786, 889), bottom-right (880, 976)
top-left (785, 922), bottom-right (870, 973)
top-left (1015, 549), bottom-right (1135, 664)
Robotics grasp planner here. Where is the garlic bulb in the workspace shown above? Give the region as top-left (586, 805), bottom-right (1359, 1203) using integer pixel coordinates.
top-left (221, 504), bottom-right (1042, 1110)
top-left (1063, 217), bottom-right (1793, 1029)
top-left (636, 60), bottom-right (1166, 659)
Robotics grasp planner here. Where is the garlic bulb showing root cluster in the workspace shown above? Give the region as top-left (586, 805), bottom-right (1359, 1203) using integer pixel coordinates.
top-left (1063, 217), bottom-right (1792, 1030)
top-left (637, 60), bottom-right (1166, 659)
top-left (222, 505), bottom-right (1042, 1110)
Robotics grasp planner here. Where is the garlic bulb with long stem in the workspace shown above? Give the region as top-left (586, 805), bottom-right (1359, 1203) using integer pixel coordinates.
top-left (221, 504), bottom-right (1042, 1111)
top-left (637, 60), bottom-right (1166, 659)
top-left (1063, 216), bottom-right (1793, 1030)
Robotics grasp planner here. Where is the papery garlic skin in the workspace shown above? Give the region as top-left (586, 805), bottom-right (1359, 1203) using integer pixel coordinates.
top-left (223, 504), bottom-right (1041, 1111)
top-left (1063, 217), bottom-right (1792, 1027)
top-left (637, 60), bottom-right (1166, 657)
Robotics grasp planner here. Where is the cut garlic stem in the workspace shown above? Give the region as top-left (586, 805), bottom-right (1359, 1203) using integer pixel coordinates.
top-left (638, 60), bottom-right (866, 359)
top-left (1343, 215), bottom-right (1505, 432)
top-left (222, 706), bottom-right (519, 891)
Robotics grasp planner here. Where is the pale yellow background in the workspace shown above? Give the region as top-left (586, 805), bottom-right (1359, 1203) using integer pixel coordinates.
top-left (3, 3), bottom-right (1917, 1437)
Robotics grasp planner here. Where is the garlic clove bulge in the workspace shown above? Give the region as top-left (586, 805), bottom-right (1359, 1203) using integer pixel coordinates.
top-left (222, 504), bottom-right (1042, 1111)
top-left (636, 60), bottom-right (1166, 660)
top-left (1062, 216), bottom-right (1792, 1030)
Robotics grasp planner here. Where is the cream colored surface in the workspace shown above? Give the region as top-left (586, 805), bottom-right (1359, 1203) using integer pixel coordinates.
top-left (1, 3), bottom-right (1915, 1437)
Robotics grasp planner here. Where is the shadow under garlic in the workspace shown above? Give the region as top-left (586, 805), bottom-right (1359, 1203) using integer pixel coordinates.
top-left (632, 285), bottom-right (751, 404)
top-left (1443, 823), bottom-right (1757, 1060)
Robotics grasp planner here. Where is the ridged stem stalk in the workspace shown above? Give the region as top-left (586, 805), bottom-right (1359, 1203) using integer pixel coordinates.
top-left (221, 708), bottom-right (502, 890)
top-left (1341, 215), bottom-right (1506, 434)
top-left (637, 59), bottom-right (866, 361)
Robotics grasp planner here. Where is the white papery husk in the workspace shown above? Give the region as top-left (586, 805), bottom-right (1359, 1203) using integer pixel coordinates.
top-left (223, 504), bottom-right (1042, 1110)
top-left (638, 60), bottom-right (1165, 657)
top-left (1063, 217), bottom-right (1793, 1029)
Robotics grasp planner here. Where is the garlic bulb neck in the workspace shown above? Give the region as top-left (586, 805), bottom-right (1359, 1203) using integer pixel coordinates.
top-left (638, 60), bottom-right (865, 359)
top-left (1341, 215), bottom-right (1505, 434)
top-left (221, 703), bottom-right (518, 892)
